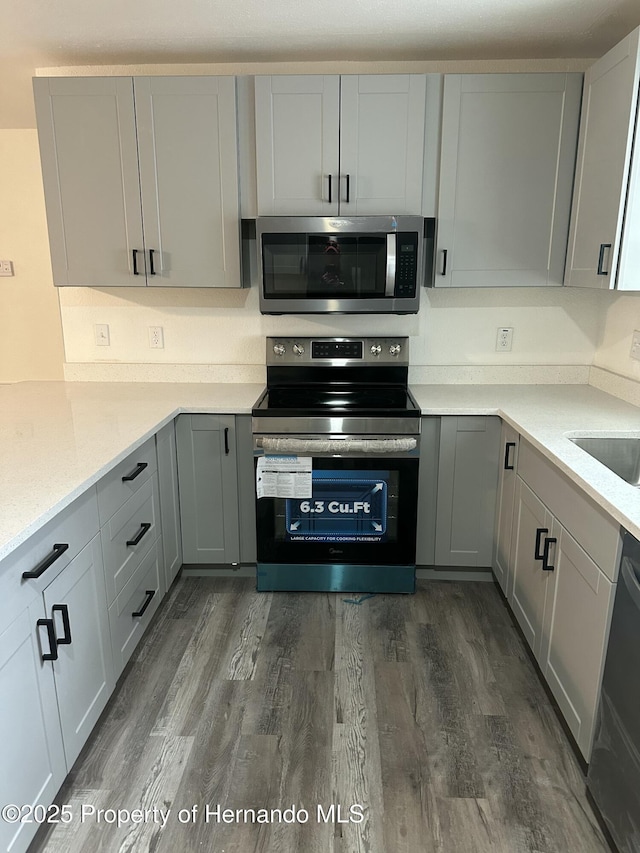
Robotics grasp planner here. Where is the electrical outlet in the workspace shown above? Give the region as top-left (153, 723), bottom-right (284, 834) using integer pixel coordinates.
top-left (0, 260), bottom-right (14, 276)
top-left (94, 324), bottom-right (110, 346)
top-left (496, 327), bottom-right (513, 352)
top-left (148, 326), bottom-right (164, 349)
top-left (631, 330), bottom-right (640, 361)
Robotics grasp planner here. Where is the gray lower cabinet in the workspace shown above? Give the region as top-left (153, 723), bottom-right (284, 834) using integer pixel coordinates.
top-left (507, 439), bottom-right (620, 760)
top-left (176, 414), bottom-right (241, 565)
top-left (42, 535), bottom-right (115, 769)
top-left (434, 416), bottom-right (501, 567)
top-left (33, 76), bottom-right (241, 288)
top-left (156, 420), bottom-right (183, 588)
top-left (0, 605), bottom-right (66, 853)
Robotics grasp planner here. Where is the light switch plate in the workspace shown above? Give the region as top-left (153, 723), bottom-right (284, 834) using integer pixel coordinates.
top-left (631, 330), bottom-right (640, 361)
top-left (0, 260), bottom-right (14, 276)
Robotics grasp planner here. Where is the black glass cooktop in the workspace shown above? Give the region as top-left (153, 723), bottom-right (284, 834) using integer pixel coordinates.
top-left (253, 385), bottom-right (420, 417)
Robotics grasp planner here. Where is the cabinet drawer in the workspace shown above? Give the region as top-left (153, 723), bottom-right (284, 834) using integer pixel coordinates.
top-left (0, 488), bottom-right (99, 628)
top-left (101, 474), bottom-right (160, 604)
top-left (97, 436), bottom-right (157, 524)
top-left (109, 540), bottom-right (163, 679)
top-left (518, 440), bottom-right (621, 580)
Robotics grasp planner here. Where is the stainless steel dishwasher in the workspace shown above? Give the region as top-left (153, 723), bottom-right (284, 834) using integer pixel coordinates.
top-left (587, 530), bottom-right (640, 852)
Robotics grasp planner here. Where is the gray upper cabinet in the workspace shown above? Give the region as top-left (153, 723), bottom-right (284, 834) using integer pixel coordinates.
top-left (254, 74), bottom-right (427, 215)
top-left (34, 76), bottom-right (241, 288)
top-left (565, 27), bottom-right (640, 290)
top-left (435, 73), bottom-right (582, 287)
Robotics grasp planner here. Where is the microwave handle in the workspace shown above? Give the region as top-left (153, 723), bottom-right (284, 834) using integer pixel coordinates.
top-left (385, 233), bottom-right (396, 296)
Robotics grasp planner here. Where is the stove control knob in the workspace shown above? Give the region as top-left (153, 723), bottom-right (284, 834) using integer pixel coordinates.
top-left (389, 344), bottom-right (402, 356)
top-left (273, 343), bottom-right (286, 356)
top-left (292, 343), bottom-right (305, 356)
top-left (370, 344), bottom-right (382, 355)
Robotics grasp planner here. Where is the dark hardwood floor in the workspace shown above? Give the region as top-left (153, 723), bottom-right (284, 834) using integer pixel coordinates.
top-left (31, 577), bottom-right (610, 853)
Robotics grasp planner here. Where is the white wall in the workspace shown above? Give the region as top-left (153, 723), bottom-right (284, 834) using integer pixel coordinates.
top-left (0, 130), bottom-right (64, 382)
top-left (593, 292), bottom-right (640, 381)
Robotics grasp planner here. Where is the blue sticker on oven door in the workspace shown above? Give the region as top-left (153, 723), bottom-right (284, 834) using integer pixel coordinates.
top-left (285, 476), bottom-right (388, 542)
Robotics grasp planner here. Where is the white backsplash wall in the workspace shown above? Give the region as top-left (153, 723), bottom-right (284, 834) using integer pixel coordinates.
top-left (592, 292), bottom-right (640, 382)
top-left (59, 279), bottom-right (605, 383)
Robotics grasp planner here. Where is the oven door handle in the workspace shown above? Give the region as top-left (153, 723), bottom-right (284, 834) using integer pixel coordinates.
top-left (255, 436), bottom-right (418, 455)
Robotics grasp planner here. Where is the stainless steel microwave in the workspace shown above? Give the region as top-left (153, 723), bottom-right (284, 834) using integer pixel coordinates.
top-left (256, 216), bottom-right (433, 314)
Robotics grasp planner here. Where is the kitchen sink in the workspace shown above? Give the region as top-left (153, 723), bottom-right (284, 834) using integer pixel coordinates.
top-left (569, 437), bottom-right (640, 486)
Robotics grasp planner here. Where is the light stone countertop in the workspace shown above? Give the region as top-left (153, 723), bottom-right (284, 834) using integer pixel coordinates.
top-left (1, 380), bottom-right (639, 563)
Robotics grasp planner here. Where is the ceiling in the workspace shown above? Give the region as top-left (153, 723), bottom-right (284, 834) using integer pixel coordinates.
top-left (2, 0), bottom-right (640, 127)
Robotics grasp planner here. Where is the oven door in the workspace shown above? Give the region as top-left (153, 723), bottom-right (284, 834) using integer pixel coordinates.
top-left (254, 441), bottom-right (419, 592)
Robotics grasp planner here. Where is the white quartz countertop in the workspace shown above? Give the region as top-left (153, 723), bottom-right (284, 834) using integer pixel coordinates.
top-left (1, 380), bottom-right (640, 563)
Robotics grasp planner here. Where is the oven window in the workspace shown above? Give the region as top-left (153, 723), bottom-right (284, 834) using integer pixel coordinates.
top-left (262, 233), bottom-right (387, 299)
top-left (283, 469), bottom-right (395, 544)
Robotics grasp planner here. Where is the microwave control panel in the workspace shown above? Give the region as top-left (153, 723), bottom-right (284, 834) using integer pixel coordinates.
top-left (395, 234), bottom-right (419, 297)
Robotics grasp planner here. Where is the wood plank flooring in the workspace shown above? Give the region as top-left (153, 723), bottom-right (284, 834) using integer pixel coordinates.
top-left (31, 577), bottom-right (610, 853)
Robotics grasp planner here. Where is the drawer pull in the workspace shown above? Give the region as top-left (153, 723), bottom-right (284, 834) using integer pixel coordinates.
top-left (224, 427), bottom-right (230, 455)
top-left (22, 543), bottom-right (69, 580)
top-left (132, 589), bottom-right (156, 618)
top-left (542, 536), bottom-right (557, 572)
top-left (51, 604), bottom-right (72, 645)
top-left (126, 522), bottom-right (151, 547)
top-left (37, 618), bottom-right (58, 661)
top-left (534, 527), bottom-right (548, 561)
top-left (122, 462), bottom-right (148, 482)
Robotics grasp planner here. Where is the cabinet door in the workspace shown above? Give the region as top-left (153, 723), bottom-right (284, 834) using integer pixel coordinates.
top-left (493, 423), bottom-right (520, 597)
top-left (255, 75), bottom-right (340, 215)
top-left (135, 76), bottom-right (241, 288)
top-left (434, 416), bottom-right (500, 567)
top-left (339, 75), bottom-right (426, 214)
top-left (44, 535), bottom-right (114, 769)
top-left (539, 526), bottom-right (615, 760)
top-left (510, 478), bottom-right (553, 657)
top-left (0, 607), bottom-right (66, 853)
top-left (156, 420), bottom-right (183, 588)
top-left (176, 414), bottom-right (240, 564)
top-left (565, 28), bottom-right (640, 289)
top-left (436, 73), bottom-right (582, 287)
top-left (33, 77), bottom-right (144, 287)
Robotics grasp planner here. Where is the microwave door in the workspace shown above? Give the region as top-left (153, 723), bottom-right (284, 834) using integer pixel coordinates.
top-left (263, 234), bottom-right (307, 297)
